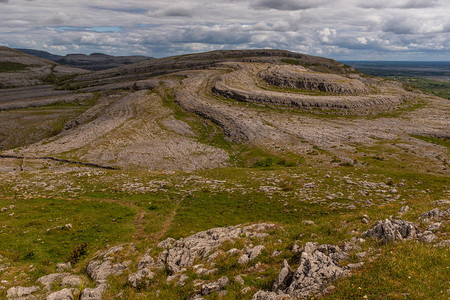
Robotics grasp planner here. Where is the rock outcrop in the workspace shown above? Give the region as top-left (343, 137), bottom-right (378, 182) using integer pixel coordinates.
top-left (157, 223), bottom-right (275, 274)
top-left (85, 244), bottom-right (134, 283)
top-left (363, 219), bottom-right (421, 244)
top-left (200, 276), bottom-right (229, 296)
top-left (6, 286), bottom-right (40, 299)
top-left (419, 208), bottom-right (449, 222)
top-left (253, 242), bottom-right (350, 299)
top-left (238, 245), bottom-right (266, 265)
top-left (261, 65), bottom-right (369, 94)
top-left (46, 288), bottom-right (74, 300)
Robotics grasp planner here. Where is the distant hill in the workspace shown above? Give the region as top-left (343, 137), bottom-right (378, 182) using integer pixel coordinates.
top-left (17, 48), bottom-right (154, 71)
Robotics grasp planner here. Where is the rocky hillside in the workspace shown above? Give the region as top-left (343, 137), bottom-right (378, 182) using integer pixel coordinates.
top-left (1, 48), bottom-right (447, 172)
top-left (0, 47), bottom-right (448, 300)
top-left (0, 47), bottom-right (88, 88)
top-left (18, 48), bottom-right (154, 71)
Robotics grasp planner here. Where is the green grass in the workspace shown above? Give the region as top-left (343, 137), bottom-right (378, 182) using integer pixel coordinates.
top-left (281, 58), bottom-right (301, 65)
top-left (0, 161), bottom-right (448, 298)
top-left (398, 77), bottom-right (450, 100)
top-left (412, 135), bottom-right (450, 148)
top-left (329, 242), bottom-right (450, 299)
top-left (0, 62), bottom-right (28, 73)
top-left (0, 197), bottom-right (135, 265)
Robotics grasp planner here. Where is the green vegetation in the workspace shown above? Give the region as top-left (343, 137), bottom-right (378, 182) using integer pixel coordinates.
top-left (0, 158), bottom-right (447, 299)
top-left (412, 135), bottom-right (450, 148)
top-left (281, 58), bottom-right (301, 65)
top-left (331, 242), bottom-right (450, 299)
top-left (0, 62), bottom-right (28, 73)
top-left (399, 77), bottom-right (450, 99)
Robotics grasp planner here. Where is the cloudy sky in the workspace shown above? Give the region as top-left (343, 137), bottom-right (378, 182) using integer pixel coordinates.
top-left (0, 0), bottom-right (449, 60)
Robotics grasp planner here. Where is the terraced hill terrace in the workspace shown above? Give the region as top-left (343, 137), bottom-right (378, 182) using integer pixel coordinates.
top-left (0, 47), bottom-right (448, 299)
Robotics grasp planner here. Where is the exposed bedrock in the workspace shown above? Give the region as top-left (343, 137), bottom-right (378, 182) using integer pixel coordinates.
top-left (261, 65), bottom-right (369, 94)
top-left (213, 80), bottom-right (405, 113)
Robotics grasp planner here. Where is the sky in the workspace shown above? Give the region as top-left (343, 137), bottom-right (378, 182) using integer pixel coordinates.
top-left (0, 0), bottom-right (449, 60)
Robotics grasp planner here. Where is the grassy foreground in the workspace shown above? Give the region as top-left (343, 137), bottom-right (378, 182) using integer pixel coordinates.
top-left (0, 154), bottom-right (448, 299)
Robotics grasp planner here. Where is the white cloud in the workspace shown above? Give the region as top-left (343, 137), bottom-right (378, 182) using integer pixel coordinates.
top-left (0, 0), bottom-right (448, 60)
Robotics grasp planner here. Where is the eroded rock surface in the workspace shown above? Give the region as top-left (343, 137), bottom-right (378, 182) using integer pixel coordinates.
top-left (363, 219), bottom-right (421, 244)
top-left (36, 273), bottom-right (70, 291)
top-left (238, 245), bottom-right (266, 265)
top-left (46, 288), bottom-right (74, 300)
top-left (6, 286), bottom-right (40, 299)
top-left (80, 284), bottom-right (109, 300)
top-left (254, 242), bottom-right (350, 299)
top-left (200, 276), bottom-right (229, 296)
top-left (419, 208), bottom-right (449, 222)
top-left (157, 223), bottom-right (276, 274)
top-left (261, 65), bottom-right (369, 94)
top-left (86, 244), bottom-right (135, 283)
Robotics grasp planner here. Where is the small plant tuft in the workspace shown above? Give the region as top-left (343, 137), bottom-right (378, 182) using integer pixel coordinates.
top-left (67, 242), bottom-right (88, 265)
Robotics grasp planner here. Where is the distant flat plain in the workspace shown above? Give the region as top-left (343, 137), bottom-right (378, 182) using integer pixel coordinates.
top-left (343, 61), bottom-right (450, 99)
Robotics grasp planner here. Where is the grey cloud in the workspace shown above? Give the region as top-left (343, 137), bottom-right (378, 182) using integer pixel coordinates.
top-left (382, 18), bottom-right (421, 34)
top-left (0, 0), bottom-right (9, 3)
top-left (397, 0), bottom-right (440, 9)
top-left (167, 26), bottom-right (252, 45)
top-left (161, 7), bottom-right (193, 17)
top-left (359, 0), bottom-right (440, 9)
top-left (251, 0), bottom-right (322, 11)
top-left (45, 12), bottom-right (68, 25)
top-left (0, 0), bottom-right (448, 60)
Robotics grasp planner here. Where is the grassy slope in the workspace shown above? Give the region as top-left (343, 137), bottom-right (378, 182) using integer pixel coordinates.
top-left (0, 149), bottom-right (448, 298)
top-left (0, 72), bottom-right (448, 299)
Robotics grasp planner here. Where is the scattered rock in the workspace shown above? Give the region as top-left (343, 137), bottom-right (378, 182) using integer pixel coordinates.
top-left (272, 260), bottom-right (293, 292)
top-left (60, 275), bottom-right (83, 287)
top-left (86, 259), bottom-right (131, 284)
top-left (200, 276), bottom-right (229, 295)
top-left (178, 274), bottom-right (189, 287)
top-left (207, 251), bottom-right (221, 262)
top-left (419, 208), bottom-right (449, 222)
top-left (166, 275), bottom-right (178, 283)
top-left (434, 240), bottom-right (450, 248)
top-left (128, 251), bottom-right (156, 288)
top-left (252, 290), bottom-right (290, 300)
top-left (80, 283), bottom-right (109, 300)
top-left (85, 244), bottom-right (135, 284)
top-left (128, 268), bottom-right (155, 288)
top-left (194, 266), bottom-right (218, 276)
top-left (356, 252), bottom-right (367, 259)
top-left (37, 273), bottom-right (70, 290)
top-left (433, 200), bottom-right (450, 206)
top-left (238, 245), bottom-right (266, 265)
top-left (302, 220), bottom-right (315, 225)
top-left (217, 290), bottom-right (227, 297)
top-left (399, 206), bottom-right (409, 216)
top-left (363, 219), bottom-right (420, 244)
top-left (46, 288), bottom-right (74, 300)
top-left (427, 222), bottom-right (442, 231)
top-left (347, 262), bottom-right (364, 268)
top-left (226, 248), bottom-right (241, 255)
top-left (157, 224), bottom-right (275, 274)
top-left (136, 253), bottom-right (155, 270)
top-left (56, 262), bottom-right (72, 272)
top-left (347, 204), bottom-right (357, 210)
top-left (421, 231), bottom-right (438, 243)
top-left (6, 286), bottom-right (40, 299)
top-left (291, 243), bottom-right (301, 254)
top-left (234, 275), bottom-right (245, 286)
top-left (256, 242), bottom-right (351, 299)
top-left (241, 287), bottom-right (253, 294)
top-left (271, 250), bottom-right (281, 257)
